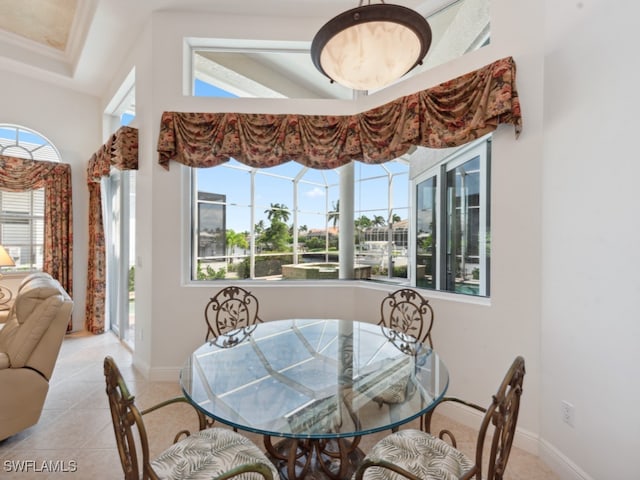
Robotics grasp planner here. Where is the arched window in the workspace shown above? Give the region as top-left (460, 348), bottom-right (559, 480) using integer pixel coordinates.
top-left (0, 124), bottom-right (61, 271)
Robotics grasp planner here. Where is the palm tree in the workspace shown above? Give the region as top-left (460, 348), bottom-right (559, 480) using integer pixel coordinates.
top-left (354, 215), bottom-right (372, 230)
top-left (253, 221), bottom-right (266, 251)
top-left (265, 203), bottom-right (290, 224)
top-left (354, 215), bottom-right (371, 247)
top-left (327, 200), bottom-right (340, 228)
top-left (372, 215), bottom-right (385, 227)
top-left (390, 213), bottom-right (401, 224)
top-left (226, 229), bottom-right (248, 258)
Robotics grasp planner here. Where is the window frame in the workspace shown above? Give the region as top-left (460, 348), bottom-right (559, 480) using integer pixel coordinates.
top-left (412, 136), bottom-right (491, 297)
top-left (187, 158), bottom-right (413, 283)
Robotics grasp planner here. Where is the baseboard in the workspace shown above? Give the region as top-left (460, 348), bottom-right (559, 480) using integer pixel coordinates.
top-left (132, 356), bottom-right (151, 379)
top-left (539, 438), bottom-right (594, 480)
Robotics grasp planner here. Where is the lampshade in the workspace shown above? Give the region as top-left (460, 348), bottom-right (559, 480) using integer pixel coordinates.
top-left (311, 2), bottom-right (432, 91)
top-left (0, 245), bottom-right (15, 267)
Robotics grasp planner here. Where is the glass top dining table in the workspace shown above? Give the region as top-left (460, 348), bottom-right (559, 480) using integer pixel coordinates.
top-left (180, 318), bottom-right (449, 479)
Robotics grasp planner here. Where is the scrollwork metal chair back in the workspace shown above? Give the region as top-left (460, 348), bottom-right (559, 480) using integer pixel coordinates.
top-left (104, 356), bottom-right (207, 480)
top-left (355, 356), bottom-right (525, 480)
top-left (104, 356), bottom-right (279, 480)
top-left (205, 286), bottom-right (262, 347)
top-left (424, 355), bottom-right (526, 480)
top-left (379, 288), bottom-right (434, 354)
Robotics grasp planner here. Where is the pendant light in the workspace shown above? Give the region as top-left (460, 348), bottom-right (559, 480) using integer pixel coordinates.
top-left (311, 1), bottom-right (432, 91)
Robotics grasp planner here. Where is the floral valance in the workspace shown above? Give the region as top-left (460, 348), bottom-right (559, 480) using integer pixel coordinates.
top-left (87, 125), bottom-right (138, 183)
top-left (157, 56), bottom-right (522, 170)
top-left (0, 155), bottom-right (71, 189)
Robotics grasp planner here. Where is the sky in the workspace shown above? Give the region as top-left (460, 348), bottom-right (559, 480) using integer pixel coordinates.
top-left (193, 80), bottom-right (409, 233)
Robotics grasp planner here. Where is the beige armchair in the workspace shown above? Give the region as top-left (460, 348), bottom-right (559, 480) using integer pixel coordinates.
top-left (0, 272), bottom-right (73, 440)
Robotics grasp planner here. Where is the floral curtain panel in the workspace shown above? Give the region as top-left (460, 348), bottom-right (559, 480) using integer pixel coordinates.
top-left (85, 126), bottom-right (138, 334)
top-left (0, 155), bottom-right (73, 330)
top-left (157, 56), bottom-right (522, 170)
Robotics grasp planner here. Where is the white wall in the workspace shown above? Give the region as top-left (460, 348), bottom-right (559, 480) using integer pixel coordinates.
top-left (540, 1), bottom-right (640, 478)
top-left (0, 70), bottom-right (100, 332)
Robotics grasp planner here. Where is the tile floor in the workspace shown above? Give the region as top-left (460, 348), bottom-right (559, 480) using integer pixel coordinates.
top-left (0, 331), bottom-right (560, 479)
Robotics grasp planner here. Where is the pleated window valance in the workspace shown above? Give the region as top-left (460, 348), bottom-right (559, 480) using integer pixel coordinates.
top-left (157, 56), bottom-right (522, 170)
top-left (87, 125), bottom-right (139, 181)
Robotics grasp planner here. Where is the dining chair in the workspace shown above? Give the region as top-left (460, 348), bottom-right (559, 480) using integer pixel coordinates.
top-left (354, 356), bottom-right (526, 480)
top-left (373, 288), bottom-right (433, 412)
top-left (378, 288), bottom-right (435, 353)
top-left (370, 289), bottom-right (434, 411)
top-left (103, 356), bottom-right (279, 480)
top-left (204, 285), bottom-right (262, 346)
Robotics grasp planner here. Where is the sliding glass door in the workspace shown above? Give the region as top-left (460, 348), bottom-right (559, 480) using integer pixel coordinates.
top-left (104, 169), bottom-right (136, 347)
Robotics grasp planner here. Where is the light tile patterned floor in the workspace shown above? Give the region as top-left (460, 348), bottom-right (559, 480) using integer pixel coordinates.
top-left (0, 331), bottom-right (560, 479)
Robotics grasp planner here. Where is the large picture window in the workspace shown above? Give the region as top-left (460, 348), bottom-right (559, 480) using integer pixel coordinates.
top-left (190, 56), bottom-right (412, 283)
top-left (414, 137), bottom-right (490, 296)
top-left (191, 159), bottom-right (409, 282)
top-left (187, 0), bottom-right (490, 286)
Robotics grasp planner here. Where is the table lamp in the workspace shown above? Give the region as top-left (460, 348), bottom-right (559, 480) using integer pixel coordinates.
top-left (0, 245), bottom-right (16, 309)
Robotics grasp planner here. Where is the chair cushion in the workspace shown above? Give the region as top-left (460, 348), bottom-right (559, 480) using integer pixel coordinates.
top-left (2, 272), bottom-right (55, 324)
top-left (357, 429), bottom-right (474, 480)
top-left (17, 272), bottom-right (53, 295)
top-left (14, 277), bottom-right (64, 323)
top-left (7, 294), bottom-right (64, 368)
top-left (150, 427), bottom-right (279, 480)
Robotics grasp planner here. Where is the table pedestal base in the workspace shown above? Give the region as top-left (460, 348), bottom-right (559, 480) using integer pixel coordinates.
top-left (264, 436), bottom-right (364, 480)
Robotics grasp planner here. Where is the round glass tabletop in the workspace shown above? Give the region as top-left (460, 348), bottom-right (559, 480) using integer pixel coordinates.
top-left (180, 318), bottom-right (448, 439)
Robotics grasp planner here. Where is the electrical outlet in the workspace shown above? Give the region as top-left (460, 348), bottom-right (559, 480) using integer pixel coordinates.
top-left (561, 400), bottom-right (574, 427)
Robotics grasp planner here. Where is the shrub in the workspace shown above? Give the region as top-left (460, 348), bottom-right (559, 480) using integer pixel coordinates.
top-left (472, 268), bottom-right (480, 280)
top-left (237, 255), bottom-right (294, 279)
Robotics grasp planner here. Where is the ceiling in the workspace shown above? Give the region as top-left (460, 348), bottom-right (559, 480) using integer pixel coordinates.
top-left (0, 0), bottom-right (483, 99)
